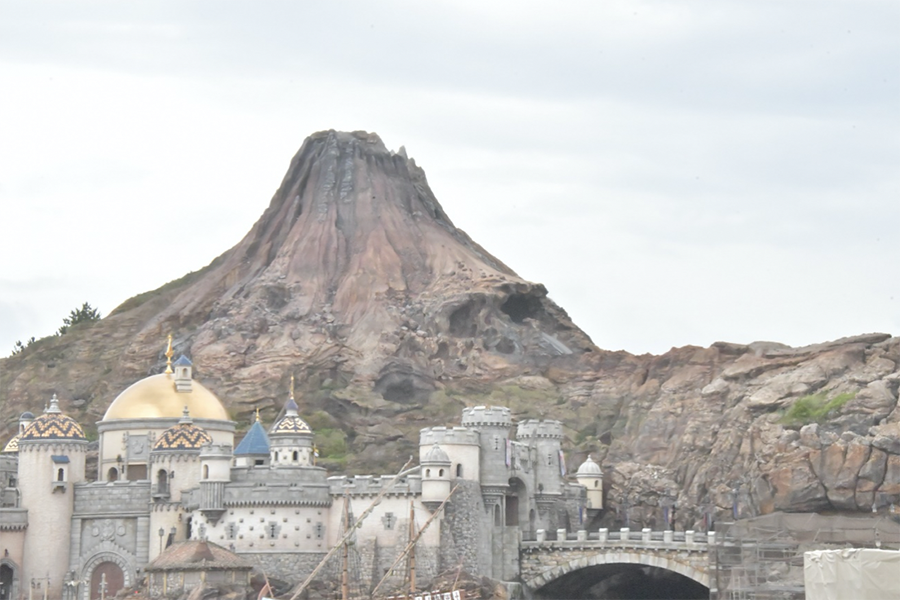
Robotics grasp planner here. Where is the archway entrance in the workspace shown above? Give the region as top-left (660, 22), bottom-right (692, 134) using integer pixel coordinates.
top-left (534, 563), bottom-right (708, 599)
top-left (90, 562), bottom-right (124, 600)
top-left (0, 563), bottom-right (15, 600)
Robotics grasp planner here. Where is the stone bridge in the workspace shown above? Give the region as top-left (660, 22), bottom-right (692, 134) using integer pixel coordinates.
top-left (520, 527), bottom-right (715, 597)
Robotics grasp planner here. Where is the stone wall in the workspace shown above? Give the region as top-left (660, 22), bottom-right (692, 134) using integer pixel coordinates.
top-left (440, 479), bottom-right (488, 575)
top-left (240, 551), bottom-right (329, 582)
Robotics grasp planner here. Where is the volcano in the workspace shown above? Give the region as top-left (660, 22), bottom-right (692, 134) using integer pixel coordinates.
top-left (3, 130), bottom-right (898, 525)
top-left (1, 130), bottom-right (602, 469)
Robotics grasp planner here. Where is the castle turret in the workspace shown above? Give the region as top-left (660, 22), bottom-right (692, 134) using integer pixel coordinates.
top-left (421, 443), bottom-right (452, 508)
top-left (149, 407), bottom-right (212, 559)
top-left (269, 377), bottom-right (314, 467)
top-left (198, 443), bottom-right (233, 527)
top-left (17, 394), bottom-right (87, 600)
top-left (575, 455), bottom-right (603, 509)
top-left (516, 419), bottom-right (564, 496)
top-left (460, 406), bottom-right (512, 490)
top-left (233, 411), bottom-right (270, 468)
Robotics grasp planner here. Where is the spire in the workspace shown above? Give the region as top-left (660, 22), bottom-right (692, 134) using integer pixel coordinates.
top-left (286, 374), bottom-right (299, 414)
top-left (179, 406), bottom-right (193, 425)
top-left (255, 407), bottom-right (261, 423)
top-left (164, 334), bottom-right (174, 374)
top-left (46, 393), bottom-right (62, 414)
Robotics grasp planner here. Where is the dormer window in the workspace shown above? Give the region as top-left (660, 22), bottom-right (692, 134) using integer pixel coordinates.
top-left (173, 355), bottom-right (193, 393)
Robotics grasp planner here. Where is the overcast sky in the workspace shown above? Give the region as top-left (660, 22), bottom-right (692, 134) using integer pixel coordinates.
top-left (1, 1), bottom-right (898, 357)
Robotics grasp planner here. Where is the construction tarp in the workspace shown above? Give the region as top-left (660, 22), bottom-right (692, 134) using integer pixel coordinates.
top-left (804, 548), bottom-right (900, 600)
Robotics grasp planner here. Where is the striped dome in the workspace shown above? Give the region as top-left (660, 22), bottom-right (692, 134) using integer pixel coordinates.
top-left (2, 434), bottom-right (20, 453)
top-left (153, 408), bottom-right (212, 451)
top-left (270, 396), bottom-right (312, 436)
top-left (20, 395), bottom-right (86, 442)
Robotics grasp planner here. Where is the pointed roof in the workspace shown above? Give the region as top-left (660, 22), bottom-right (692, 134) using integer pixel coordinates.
top-left (145, 540), bottom-right (252, 572)
top-left (173, 355), bottom-right (193, 366)
top-left (235, 419), bottom-right (270, 455)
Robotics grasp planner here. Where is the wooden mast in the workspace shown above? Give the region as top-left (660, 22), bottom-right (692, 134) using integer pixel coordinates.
top-left (408, 499), bottom-right (416, 597)
top-left (341, 492), bottom-right (350, 600)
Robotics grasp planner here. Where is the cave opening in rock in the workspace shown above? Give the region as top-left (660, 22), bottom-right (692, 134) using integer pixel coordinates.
top-left (448, 301), bottom-right (478, 337)
top-left (534, 563), bottom-right (708, 599)
top-left (501, 293), bottom-right (544, 323)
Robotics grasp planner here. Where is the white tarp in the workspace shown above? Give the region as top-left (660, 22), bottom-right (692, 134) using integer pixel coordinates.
top-left (804, 548), bottom-right (900, 600)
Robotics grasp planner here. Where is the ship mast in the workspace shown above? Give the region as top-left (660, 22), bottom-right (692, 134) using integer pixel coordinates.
top-left (408, 499), bottom-right (416, 597)
top-left (342, 493), bottom-right (350, 600)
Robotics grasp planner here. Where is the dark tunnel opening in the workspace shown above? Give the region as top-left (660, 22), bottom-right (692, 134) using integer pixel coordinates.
top-left (534, 563), bottom-right (709, 599)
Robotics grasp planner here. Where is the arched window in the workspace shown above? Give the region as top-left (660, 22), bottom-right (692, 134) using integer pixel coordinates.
top-left (438, 468), bottom-right (444, 477)
top-left (456, 464), bottom-right (463, 478)
top-left (594, 480), bottom-right (599, 488)
top-left (107, 467), bottom-right (118, 482)
top-left (203, 465), bottom-right (210, 479)
top-left (292, 450), bottom-right (299, 461)
top-left (425, 469), bottom-right (431, 478)
top-left (157, 469), bottom-right (168, 494)
top-left (57, 468), bottom-right (65, 482)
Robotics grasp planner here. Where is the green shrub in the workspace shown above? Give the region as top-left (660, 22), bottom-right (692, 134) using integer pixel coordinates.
top-left (781, 392), bottom-right (856, 426)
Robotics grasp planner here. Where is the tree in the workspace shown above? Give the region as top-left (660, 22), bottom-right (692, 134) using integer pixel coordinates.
top-left (58, 302), bottom-right (101, 335)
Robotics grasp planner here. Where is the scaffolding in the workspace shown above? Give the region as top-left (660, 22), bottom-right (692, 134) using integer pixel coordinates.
top-left (711, 512), bottom-right (900, 600)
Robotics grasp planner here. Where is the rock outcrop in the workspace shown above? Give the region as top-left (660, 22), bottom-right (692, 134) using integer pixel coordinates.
top-left (1, 130), bottom-right (898, 528)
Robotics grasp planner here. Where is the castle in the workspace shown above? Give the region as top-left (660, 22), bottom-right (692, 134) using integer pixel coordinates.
top-left (0, 341), bottom-right (603, 599)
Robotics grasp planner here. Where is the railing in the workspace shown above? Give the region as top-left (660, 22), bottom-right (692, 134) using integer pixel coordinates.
top-left (521, 527), bottom-right (714, 550)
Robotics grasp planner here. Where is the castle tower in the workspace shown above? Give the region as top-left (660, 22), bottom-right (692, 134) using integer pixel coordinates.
top-left (460, 406), bottom-right (512, 490)
top-left (516, 419), bottom-right (564, 496)
top-left (269, 377), bottom-right (314, 467)
top-left (17, 394), bottom-right (87, 600)
top-left (420, 443), bottom-right (452, 508)
top-left (198, 443), bottom-right (232, 528)
top-left (148, 407), bottom-right (212, 559)
top-left (575, 455), bottom-right (603, 509)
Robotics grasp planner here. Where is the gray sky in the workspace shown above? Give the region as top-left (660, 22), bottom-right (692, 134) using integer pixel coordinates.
top-left (1, 1), bottom-right (898, 356)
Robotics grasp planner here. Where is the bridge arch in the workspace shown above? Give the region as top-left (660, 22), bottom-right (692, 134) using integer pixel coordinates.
top-left (524, 549), bottom-right (709, 592)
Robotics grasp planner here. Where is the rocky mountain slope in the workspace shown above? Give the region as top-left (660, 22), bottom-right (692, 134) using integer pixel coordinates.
top-left (2, 130), bottom-right (898, 528)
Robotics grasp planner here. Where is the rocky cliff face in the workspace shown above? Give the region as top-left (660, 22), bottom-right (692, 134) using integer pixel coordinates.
top-left (1, 130), bottom-right (898, 528)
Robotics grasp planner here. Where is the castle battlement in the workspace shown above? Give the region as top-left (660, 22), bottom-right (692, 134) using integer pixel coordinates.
top-left (327, 474), bottom-right (423, 496)
top-left (461, 405), bottom-right (512, 429)
top-left (516, 419), bottom-right (564, 439)
top-left (419, 426), bottom-right (480, 446)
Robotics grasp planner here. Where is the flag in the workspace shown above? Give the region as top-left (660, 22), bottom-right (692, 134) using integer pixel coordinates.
top-left (559, 450), bottom-right (566, 476)
top-left (505, 439), bottom-right (511, 468)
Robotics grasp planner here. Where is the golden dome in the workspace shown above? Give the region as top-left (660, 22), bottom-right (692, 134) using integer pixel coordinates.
top-left (103, 373), bottom-right (229, 421)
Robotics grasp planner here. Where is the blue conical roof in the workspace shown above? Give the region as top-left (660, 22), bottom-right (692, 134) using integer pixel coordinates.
top-left (235, 419), bottom-right (270, 455)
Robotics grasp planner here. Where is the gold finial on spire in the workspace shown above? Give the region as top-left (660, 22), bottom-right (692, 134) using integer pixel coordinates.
top-left (164, 334), bottom-right (174, 374)
top-left (255, 407), bottom-right (260, 423)
top-left (289, 374), bottom-right (295, 401)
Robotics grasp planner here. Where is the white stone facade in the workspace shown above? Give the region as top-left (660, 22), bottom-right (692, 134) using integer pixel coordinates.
top-left (0, 363), bottom-right (593, 598)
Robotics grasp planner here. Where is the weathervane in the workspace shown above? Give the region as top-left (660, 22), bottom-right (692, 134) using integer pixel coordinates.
top-left (164, 334), bottom-right (174, 374)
